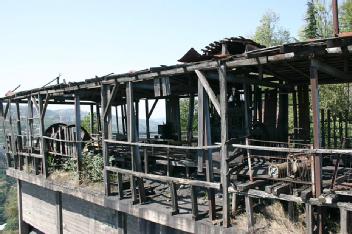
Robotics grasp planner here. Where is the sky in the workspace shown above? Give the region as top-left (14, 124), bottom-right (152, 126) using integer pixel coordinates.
top-left (0, 0), bottom-right (311, 98)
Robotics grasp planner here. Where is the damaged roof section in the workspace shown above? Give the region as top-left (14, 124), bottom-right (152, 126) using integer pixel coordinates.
top-left (178, 36), bottom-right (265, 63)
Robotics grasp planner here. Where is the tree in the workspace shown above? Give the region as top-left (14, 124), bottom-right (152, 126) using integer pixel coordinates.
top-left (253, 10), bottom-right (294, 47)
top-left (300, 0), bottom-right (333, 40)
top-left (341, 0), bottom-right (352, 32)
top-left (304, 1), bottom-right (318, 39)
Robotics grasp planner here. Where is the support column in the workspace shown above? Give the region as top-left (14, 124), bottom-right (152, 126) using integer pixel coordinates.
top-left (340, 208), bottom-right (350, 234)
top-left (55, 191), bottom-right (63, 234)
top-left (219, 63), bottom-right (230, 227)
top-left (74, 94), bottom-right (82, 180)
top-left (197, 80), bottom-right (204, 173)
top-left (101, 84), bottom-right (111, 195)
top-left (17, 180), bottom-right (29, 234)
top-left (38, 95), bottom-right (48, 177)
top-left (145, 99), bottom-right (150, 139)
top-left (90, 104), bottom-right (94, 134)
top-left (126, 82), bottom-right (145, 203)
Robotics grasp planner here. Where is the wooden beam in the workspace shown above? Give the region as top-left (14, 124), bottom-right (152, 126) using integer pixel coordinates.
top-left (311, 59), bottom-right (351, 81)
top-left (103, 83), bottom-right (119, 119)
top-left (197, 80), bottom-right (204, 173)
top-left (195, 70), bottom-right (221, 115)
top-left (41, 92), bottom-right (50, 119)
top-left (145, 99), bottom-right (150, 139)
top-left (31, 96), bottom-right (40, 114)
top-left (147, 99), bottom-right (158, 119)
top-left (17, 180), bottom-right (29, 234)
top-left (310, 64), bottom-right (322, 197)
top-left (74, 94), bottom-right (82, 179)
top-left (90, 104), bottom-right (94, 134)
top-left (38, 94), bottom-right (48, 177)
top-left (219, 63), bottom-right (230, 227)
top-left (245, 195), bottom-right (254, 233)
top-left (101, 84), bottom-right (111, 195)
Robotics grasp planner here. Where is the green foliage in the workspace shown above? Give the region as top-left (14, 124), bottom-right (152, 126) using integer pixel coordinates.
top-left (62, 157), bottom-right (77, 172)
top-left (320, 84), bottom-right (352, 114)
top-left (300, 0), bottom-right (333, 40)
top-left (179, 98), bottom-right (198, 137)
top-left (253, 10), bottom-right (294, 47)
top-left (304, 1), bottom-right (318, 39)
top-left (81, 153), bottom-right (104, 182)
top-left (3, 187), bottom-right (18, 231)
top-left (81, 112), bottom-right (97, 134)
top-left (341, 0), bottom-right (352, 32)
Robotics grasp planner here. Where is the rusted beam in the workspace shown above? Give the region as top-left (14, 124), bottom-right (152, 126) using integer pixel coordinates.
top-left (332, 0), bottom-right (339, 36)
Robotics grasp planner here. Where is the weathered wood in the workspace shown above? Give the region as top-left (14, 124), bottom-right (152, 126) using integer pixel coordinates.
top-left (170, 182), bottom-right (179, 215)
top-left (197, 79), bottom-right (205, 173)
top-left (126, 82), bottom-right (145, 203)
top-left (145, 99), bottom-right (150, 139)
top-left (117, 172), bottom-right (123, 199)
top-left (74, 94), bottom-right (82, 180)
top-left (231, 193), bottom-right (237, 218)
top-left (321, 109), bottom-right (325, 148)
top-left (219, 63), bottom-right (230, 227)
top-left (105, 166), bottom-right (221, 189)
top-left (204, 92), bottom-right (215, 220)
top-left (327, 110), bottom-right (331, 148)
top-left (245, 195), bottom-right (254, 233)
top-left (191, 186), bottom-right (198, 220)
top-left (311, 58), bottom-right (351, 81)
top-left (340, 208), bottom-right (350, 234)
top-left (187, 94), bottom-right (195, 144)
top-left (195, 70), bottom-right (221, 115)
top-left (101, 84), bottom-right (111, 195)
top-left (310, 64), bottom-right (322, 197)
top-left (55, 191), bottom-right (63, 234)
top-left (305, 203), bottom-right (314, 234)
top-left (90, 104), bottom-right (94, 134)
top-left (38, 95), bottom-right (48, 177)
top-left (292, 89), bottom-right (298, 139)
top-left (17, 180), bottom-right (29, 234)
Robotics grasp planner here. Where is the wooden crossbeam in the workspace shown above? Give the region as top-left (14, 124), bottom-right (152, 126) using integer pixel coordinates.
top-left (31, 96), bottom-right (40, 114)
top-left (195, 70), bottom-right (221, 116)
top-left (311, 59), bottom-right (352, 81)
top-left (41, 93), bottom-right (50, 119)
top-left (147, 99), bottom-right (158, 119)
top-left (103, 83), bottom-right (120, 119)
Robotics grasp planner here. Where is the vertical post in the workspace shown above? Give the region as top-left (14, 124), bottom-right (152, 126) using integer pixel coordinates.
top-left (310, 63), bottom-right (324, 234)
top-left (332, 0), bottom-right (339, 36)
top-left (17, 180), bottom-right (29, 234)
top-left (101, 84), bottom-right (111, 195)
top-left (16, 102), bottom-right (22, 169)
top-left (115, 106), bottom-right (120, 135)
top-left (126, 82), bottom-right (145, 203)
top-left (310, 64), bottom-right (322, 196)
top-left (74, 94), bottom-right (82, 180)
top-left (90, 104), bottom-right (94, 134)
top-left (187, 94), bottom-right (195, 144)
top-left (204, 92), bottom-right (215, 220)
top-left (38, 95), bottom-right (48, 177)
top-left (292, 88), bottom-right (298, 139)
top-left (219, 63), bottom-right (230, 227)
top-left (340, 208), bottom-right (350, 234)
top-left (55, 191), bottom-right (63, 234)
top-left (327, 110), bottom-right (331, 148)
top-left (197, 80), bottom-right (204, 174)
top-left (145, 99), bottom-right (150, 139)
top-left (96, 104), bottom-right (102, 133)
top-left (305, 204), bottom-right (314, 234)
top-left (135, 100), bottom-right (139, 137)
top-left (321, 109), bottom-right (325, 148)
top-left (245, 195), bottom-right (254, 233)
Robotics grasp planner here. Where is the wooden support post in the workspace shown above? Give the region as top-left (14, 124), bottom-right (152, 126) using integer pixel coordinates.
top-left (197, 79), bottom-right (204, 174)
top-left (96, 104), bottom-right (102, 133)
top-left (305, 203), bottom-right (314, 234)
top-left (321, 109), bottom-right (325, 148)
top-left (170, 182), bottom-right (179, 215)
top-left (310, 64), bottom-right (324, 234)
top-left (27, 98), bottom-right (33, 172)
top-left (310, 65), bottom-right (322, 197)
top-left (219, 63), bottom-right (230, 227)
top-left (204, 92), bottom-right (216, 220)
top-left (292, 89), bottom-right (298, 139)
top-left (126, 82), bottom-right (145, 204)
top-left (339, 112), bottom-right (343, 147)
top-left (55, 191), bottom-right (63, 234)
top-left (244, 85), bottom-right (250, 136)
top-left (135, 100), bottom-right (139, 136)
top-left (38, 95), bottom-right (48, 177)
top-left (340, 208), bottom-right (350, 234)
top-left (117, 172), bottom-right (123, 199)
top-left (74, 94), bottom-right (82, 180)
top-left (187, 94), bottom-right (195, 144)
top-left (334, 115), bottom-right (337, 148)
top-left (115, 106), bottom-right (119, 135)
top-left (288, 201), bottom-right (296, 222)
top-left (327, 110), bottom-right (331, 148)
top-left (145, 99), bottom-right (150, 139)
top-left (191, 186), bottom-right (198, 220)
top-left (144, 148), bottom-right (148, 173)
top-left (245, 195), bottom-right (254, 233)
top-left (90, 104), bottom-right (94, 134)
top-left (17, 180), bottom-right (29, 234)
top-left (16, 102), bottom-right (22, 169)
top-left (332, 0), bottom-right (339, 36)
top-left (101, 84), bottom-right (111, 195)
top-left (231, 193), bottom-right (237, 218)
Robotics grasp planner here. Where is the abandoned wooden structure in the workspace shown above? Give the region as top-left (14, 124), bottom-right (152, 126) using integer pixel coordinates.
top-left (2, 35), bottom-right (352, 233)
